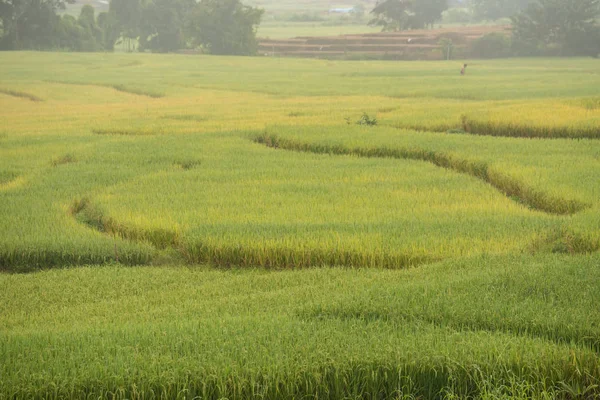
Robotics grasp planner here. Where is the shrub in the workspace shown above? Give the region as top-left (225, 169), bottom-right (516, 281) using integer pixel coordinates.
top-left (470, 33), bottom-right (511, 58)
top-left (441, 8), bottom-right (473, 24)
top-left (356, 113), bottom-right (377, 126)
top-left (438, 38), bottom-right (454, 60)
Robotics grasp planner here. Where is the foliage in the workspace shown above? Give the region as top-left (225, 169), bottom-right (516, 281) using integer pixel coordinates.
top-left (75, 5), bottom-right (103, 51)
top-left (441, 7), bottom-right (473, 24)
top-left (356, 112), bottom-right (377, 126)
top-left (0, 0), bottom-right (73, 49)
top-left (0, 0), bottom-right (264, 53)
top-left (185, 0), bottom-right (263, 55)
top-left (511, 0), bottom-right (600, 57)
top-left (470, 0), bottom-right (532, 21)
top-left (108, 0), bottom-right (142, 50)
top-left (96, 11), bottom-right (118, 51)
top-left (369, 0), bottom-right (448, 31)
top-left (138, 0), bottom-right (194, 53)
top-left (438, 37), bottom-right (454, 59)
top-left (469, 32), bottom-right (511, 58)
top-left (411, 0), bottom-right (447, 28)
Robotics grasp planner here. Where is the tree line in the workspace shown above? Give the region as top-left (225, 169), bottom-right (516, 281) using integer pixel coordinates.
top-left (1, 0), bottom-right (599, 57)
top-left (370, 0), bottom-right (600, 57)
top-left (0, 0), bottom-right (263, 54)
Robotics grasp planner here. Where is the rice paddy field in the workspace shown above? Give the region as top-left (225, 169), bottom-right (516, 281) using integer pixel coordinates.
top-left (1, 53), bottom-right (599, 399)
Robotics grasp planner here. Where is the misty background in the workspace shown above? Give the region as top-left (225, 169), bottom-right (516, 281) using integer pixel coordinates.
top-left (0, 0), bottom-right (598, 57)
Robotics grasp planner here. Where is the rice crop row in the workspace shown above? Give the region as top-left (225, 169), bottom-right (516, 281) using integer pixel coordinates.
top-left (70, 197), bottom-right (181, 250)
top-left (0, 87), bottom-right (42, 102)
top-left (45, 80), bottom-right (165, 98)
top-left (460, 115), bottom-right (600, 139)
top-left (2, 53), bottom-right (596, 99)
top-left (1, 254), bottom-right (599, 398)
top-left (91, 128), bottom-right (165, 136)
top-left (72, 133), bottom-right (566, 271)
top-left (253, 132), bottom-right (587, 215)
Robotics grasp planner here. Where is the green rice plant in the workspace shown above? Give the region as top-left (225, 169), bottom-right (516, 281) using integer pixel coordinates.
top-left (253, 132), bottom-right (588, 215)
top-left (461, 115), bottom-right (600, 139)
top-left (0, 254), bottom-right (599, 398)
top-left (173, 158), bottom-right (201, 170)
top-left (91, 128), bottom-right (164, 136)
top-left (1, 53), bottom-right (600, 395)
top-left (108, 83), bottom-right (165, 98)
top-left (161, 114), bottom-right (208, 122)
top-left (51, 153), bottom-right (76, 167)
top-left (0, 87), bottom-right (42, 102)
top-left (0, 170), bottom-right (18, 185)
top-left (356, 112), bottom-right (378, 126)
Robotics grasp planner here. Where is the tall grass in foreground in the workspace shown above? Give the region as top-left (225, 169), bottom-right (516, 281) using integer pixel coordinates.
top-left (1, 254), bottom-right (599, 399)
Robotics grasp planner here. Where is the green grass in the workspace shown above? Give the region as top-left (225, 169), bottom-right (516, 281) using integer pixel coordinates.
top-left (1, 54), bottom-right (599, 270)
top-left (1, 254), bottom-right (599, 399)
top-left (0, 52), bottom-right (599, 397)
top-left (0, 87), bottom-right (43, 102)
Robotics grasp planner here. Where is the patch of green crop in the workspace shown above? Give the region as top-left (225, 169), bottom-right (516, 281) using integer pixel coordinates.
top-left (0, 54), bottom-right (599, 269)
top-left (1, 52), bottom-right (599, 396)
top-left (1, 254), bottom-right (599, 398)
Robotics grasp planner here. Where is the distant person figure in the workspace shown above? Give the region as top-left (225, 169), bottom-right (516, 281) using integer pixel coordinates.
top-left (460, 64), bottom-right (467, 75)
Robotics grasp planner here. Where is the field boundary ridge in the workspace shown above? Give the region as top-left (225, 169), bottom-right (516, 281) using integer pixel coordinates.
top-left (253, 133), bottom-right (588, 216)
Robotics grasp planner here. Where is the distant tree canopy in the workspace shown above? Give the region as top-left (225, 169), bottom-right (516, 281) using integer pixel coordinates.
top-left (138, 0), bottom-right (195, 52)
top-left (369, 0), bottom-right (448, 31)
top-left (470, 0), bottom-right (533, 21)
top-left (512, 0), bottom-right (600, 56)
top-left (186, 0), bottom-right (263, 55)
top-left (0, 0), bottom-right (73, 49)
top-left (0, 0), bottom-right (264, 54)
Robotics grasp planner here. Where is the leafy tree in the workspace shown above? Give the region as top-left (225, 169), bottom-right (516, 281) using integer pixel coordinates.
top-left (369, 0), bottom-right (448, 31)
top-left (139, 0), bottom-right (194, 52)
top-left (369, 0), bottom-right (412, 31)
top-left (0, 0), bottom-right (73, 49)
top-left (55, 13), bottom-right (84, 50)
top-left (108, 0), bottom-right (143, 51)
top-left (470, 0), bottom-right (532, 21)
top-left (77, 4), bottom-right (103, 50)
top-left (512, 0), bottom-right (600, 56)
top-left (412, 0), bottom-right (448, 28)
top-left (185, 0), bottom-right (263, 55)
top-left (97, 11), bottom-right (118, 50)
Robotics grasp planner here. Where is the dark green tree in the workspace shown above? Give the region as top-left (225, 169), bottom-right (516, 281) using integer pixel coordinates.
top-left (139, 0), bottom-right (194, 52)
top-left (108, 0), bottom-right (143, 51)
top-left (369, 0), bottom-right (448, 31)
top-left (470, 0), bottom-right (532, 21)
top-left (97, 11), bottom-right (118, 50)
top-left (512, 0), bottom-right (600, 56)
top-left (412, 0), bottom-right (448, 28)
top-left (56, 13), bottom-right (83, 50)
top-left (369, 0), bottom-right (412, 31)
top-left (0, 0), bottom-right (73, 49)
top-left (185, 0), bottom-right (263, 55)
top-left (77, 4), bottom-right (103, 51)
